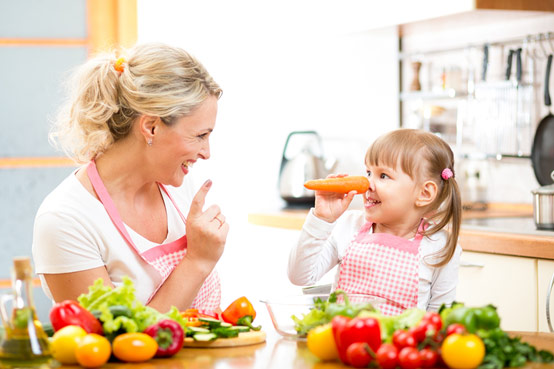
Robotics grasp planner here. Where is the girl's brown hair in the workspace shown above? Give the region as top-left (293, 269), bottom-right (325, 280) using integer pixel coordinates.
top-left (50, 43), bottom-right (222, 163)
top-left (365, 129), bottom-right (462, 267)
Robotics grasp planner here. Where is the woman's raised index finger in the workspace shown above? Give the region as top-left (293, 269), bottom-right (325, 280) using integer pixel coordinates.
top-left (189, 179), bottom-right (212, 215)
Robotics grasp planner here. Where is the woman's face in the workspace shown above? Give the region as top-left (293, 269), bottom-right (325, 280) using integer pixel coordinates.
top-left (153, 96), bottom-right (218, 186)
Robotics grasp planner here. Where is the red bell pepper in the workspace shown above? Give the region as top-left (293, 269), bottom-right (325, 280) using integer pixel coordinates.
top-left (221, 296), bottom-right (260, 331)
top-left (143, 319), bottom-right (185, 358)
top-left (49, 300), bottom-right (103, 334)
top-left (331, 315), bottom-right (381, 365)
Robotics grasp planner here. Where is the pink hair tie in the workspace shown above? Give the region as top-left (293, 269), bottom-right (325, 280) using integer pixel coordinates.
top-left (441, 168), bottom-right (454, 180)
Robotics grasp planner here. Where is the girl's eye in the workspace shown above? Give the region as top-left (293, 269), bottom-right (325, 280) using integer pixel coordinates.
top-left (380, 173), bottom-right (389, 179)
top-left (366, 170), bottom-right (371, 177)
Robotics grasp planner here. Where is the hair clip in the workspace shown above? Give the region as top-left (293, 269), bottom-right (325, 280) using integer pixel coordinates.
top-left (114, 57), bottom-right (126, 73)
top-left (441, 168), bottom-right (454, 180)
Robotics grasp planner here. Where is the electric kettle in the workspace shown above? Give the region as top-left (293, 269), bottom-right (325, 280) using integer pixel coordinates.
top-left (279, 131), bottom-right (337, 205)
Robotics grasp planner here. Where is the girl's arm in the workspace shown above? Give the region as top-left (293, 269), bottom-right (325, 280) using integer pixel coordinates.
top-left (427, 243), bottom-right (462, 311)
top-left (288, 209), bottom-right (364, 286)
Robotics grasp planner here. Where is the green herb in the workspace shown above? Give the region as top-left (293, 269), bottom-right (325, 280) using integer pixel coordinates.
top-left (477, 328), bottom-right (554, 369)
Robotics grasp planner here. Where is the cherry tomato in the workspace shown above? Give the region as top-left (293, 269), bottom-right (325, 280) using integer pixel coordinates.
top-left (441, 333), bottom-right (485, 369)
top-left (409, 321), bottom-right (437, 342)
top-left (446, 323), bottom-right (467, 336)
top-left (346, 342), bottom-right (372, 368)
top-left (419, 348), bottom-right (439, 368)
top-left (422, 311), bottom-right (443, 331)
top-left (376, 343), bottom-right (399, 369)
top-left (112, 332), bottom-right (158, 363)
top-left (392, 330), bottom-right (417, 350)
top-left (75, 333), bottom-right (111, 368)
top-left (398, 347), bottom-right (422, 369)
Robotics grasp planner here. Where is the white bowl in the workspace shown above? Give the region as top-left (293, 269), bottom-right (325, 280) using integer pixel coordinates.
top-left (260, 293), bottom-right (385, 340)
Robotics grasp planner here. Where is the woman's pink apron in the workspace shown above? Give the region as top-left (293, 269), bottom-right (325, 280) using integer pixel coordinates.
top-left (87, 160), bottom-right (220, 315)
top-left (336, 222), bottom-right (423, 316)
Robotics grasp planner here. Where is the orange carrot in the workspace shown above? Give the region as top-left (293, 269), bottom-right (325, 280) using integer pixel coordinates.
top-left (304, 176), bottom-right (369, 194)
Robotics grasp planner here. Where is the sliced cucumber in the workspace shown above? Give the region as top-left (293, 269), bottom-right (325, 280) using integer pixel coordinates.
top-left (211, 327), bottom-right (240, 338)
top-left (199, 317), bottom-right (223, 328)
top-left (188, 327), bottom-right (210, 333)
top-left (220, 322), bottom-right (232, 328)
top-left (229, 326), bottom-right (250, 333)
top-left (193, 333), bottom-right (218, 342)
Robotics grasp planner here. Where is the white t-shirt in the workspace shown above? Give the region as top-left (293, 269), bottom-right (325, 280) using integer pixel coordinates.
top-left (32, 168), bottom-right (196, 304)
top-left (287, 209), bottom-right (462, 311)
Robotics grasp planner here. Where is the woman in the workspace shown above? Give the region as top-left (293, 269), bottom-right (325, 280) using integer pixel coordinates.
top-left (32, 43), bottom-right (228, 315)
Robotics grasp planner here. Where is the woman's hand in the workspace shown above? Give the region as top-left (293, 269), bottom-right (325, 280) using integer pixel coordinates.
top-left (313, 174), bottom-right (356, 223)
top-left (184, 179), bottom-right (229, 275)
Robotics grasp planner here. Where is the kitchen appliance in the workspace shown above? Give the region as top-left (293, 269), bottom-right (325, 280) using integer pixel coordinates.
top-left (531, 171), bottom-right (554, 231)
top-left (278, 131), bottom-right (337, 205)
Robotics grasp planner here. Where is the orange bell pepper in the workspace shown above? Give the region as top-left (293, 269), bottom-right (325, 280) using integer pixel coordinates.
top-left (221, 297), bottom-right (260, 331)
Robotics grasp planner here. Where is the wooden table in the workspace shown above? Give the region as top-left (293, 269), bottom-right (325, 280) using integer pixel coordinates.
top-left (65, 327), bottom-right (554, 369)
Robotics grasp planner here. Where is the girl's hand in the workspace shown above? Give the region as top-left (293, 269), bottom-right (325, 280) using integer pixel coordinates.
top-left (184, 180), bottom-right (229, 273)
top-left (312, 174), bottom-right (356, 223)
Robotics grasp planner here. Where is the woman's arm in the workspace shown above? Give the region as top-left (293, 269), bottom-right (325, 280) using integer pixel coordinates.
top-left (43, 267), bottom-right (114, 302)
top-left (147, 179), bottom-right (228, 312)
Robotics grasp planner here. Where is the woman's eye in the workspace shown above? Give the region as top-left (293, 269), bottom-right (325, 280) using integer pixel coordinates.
top-left (197, 133), bottom-right (209, 140)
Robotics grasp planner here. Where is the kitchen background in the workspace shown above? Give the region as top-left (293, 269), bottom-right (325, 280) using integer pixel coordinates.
top-left (1, 0), bottom-right (553, 325)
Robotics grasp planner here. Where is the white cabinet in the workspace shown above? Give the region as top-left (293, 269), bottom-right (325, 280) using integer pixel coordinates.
top-left (538, 259), bottom-right (554, 332)
top-left (457, 251), bottom-right (537, 331)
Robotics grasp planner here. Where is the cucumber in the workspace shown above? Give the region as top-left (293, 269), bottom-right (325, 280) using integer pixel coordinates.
top-left (188, 327), bottom-right (210, 333)
top-left (229, 326), bottom-right (250, 333)
top-left (211, 327), bottom-right (239, 338)
top-left (199, 317), bottom-right (223, 328)
top-left (193, 333), bottom-right (218, 342)
top-left (220, 322), bottom-right (232, 328)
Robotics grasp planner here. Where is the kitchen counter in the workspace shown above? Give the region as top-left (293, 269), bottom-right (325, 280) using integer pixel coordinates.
top-left (65, 328), bottom-right (554, 368)
top-left (248, 203), bottom-right (554, 260)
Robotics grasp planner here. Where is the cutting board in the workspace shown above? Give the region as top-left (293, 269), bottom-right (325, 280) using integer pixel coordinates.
top-left (182, 330), bottom-right (266, 348)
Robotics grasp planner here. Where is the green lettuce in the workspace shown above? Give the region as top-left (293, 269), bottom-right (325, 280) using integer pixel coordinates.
top-left (78, 277), bottom-right (187, 339)
top-left (358, 307), bottom-right (425, 342)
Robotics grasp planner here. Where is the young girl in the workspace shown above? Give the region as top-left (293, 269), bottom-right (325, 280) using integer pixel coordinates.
top-left (288, 129), bottom-right (462, 315)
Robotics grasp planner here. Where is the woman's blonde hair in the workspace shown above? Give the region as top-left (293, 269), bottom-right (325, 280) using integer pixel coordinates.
top-left (365, 129), bottom-right (462, 267)
top-left (50, 43), bottom-right (222, 163)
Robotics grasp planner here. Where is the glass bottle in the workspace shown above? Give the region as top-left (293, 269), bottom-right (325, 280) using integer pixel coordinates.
top-left (0, 257), bottom-right (52, 368)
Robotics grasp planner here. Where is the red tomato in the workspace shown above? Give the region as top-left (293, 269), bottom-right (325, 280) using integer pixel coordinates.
top-left (346, 342), bottom-right (372, 368)
top-left (409, 321), bottom-right (437, 342)
top-left (392, 330), bottom-right (417, 350)
top-left (419, 348), bottom-right (439, 368)
top-left (376, 343), bottom-right (399, 369)
top-left (398, 347), bottom-right (422, 369)
top-left (446, 323), bottom-right (467, 336)
top-left (422, 311), bottom-right (443, 331)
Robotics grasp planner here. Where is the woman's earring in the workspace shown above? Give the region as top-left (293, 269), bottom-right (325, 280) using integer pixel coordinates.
top-left (147, 139), bottom-right (152, 146)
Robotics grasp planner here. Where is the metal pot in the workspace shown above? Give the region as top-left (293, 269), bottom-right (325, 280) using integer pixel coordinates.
top-left (531, 171), bottom-right (554, 230)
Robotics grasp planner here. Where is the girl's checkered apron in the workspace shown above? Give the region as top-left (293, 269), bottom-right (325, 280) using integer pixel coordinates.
top-left (87, 160), bottom-right (220, 315)
top-left (336, 221), bottom-right (423, 316)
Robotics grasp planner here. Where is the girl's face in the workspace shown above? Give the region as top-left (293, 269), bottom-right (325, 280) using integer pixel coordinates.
top-left (153, 96), bottom-right (218, 187)
top-left (364, 162), bottom-right (421, 227)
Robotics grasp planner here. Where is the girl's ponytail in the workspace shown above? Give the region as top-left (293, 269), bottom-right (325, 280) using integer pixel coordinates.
top-left (428, 175), bottom-right (462, 267)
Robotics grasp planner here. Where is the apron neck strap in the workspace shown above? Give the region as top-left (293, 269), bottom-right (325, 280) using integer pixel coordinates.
top-left (87, 159), bottom-right (138, 250)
